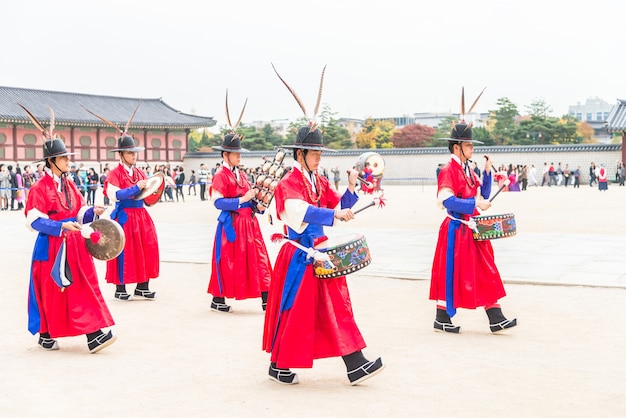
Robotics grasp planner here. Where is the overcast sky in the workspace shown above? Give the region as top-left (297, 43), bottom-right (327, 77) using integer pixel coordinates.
top-left (1, 0), bottom-right (623, 128)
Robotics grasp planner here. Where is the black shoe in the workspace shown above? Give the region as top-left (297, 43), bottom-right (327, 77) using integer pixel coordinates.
top-left (262, 302), bottom-right (267, 311)
top-left (114, 291), bottom-right (133, 301)
top-left (134, 288), bottom-right (156, 299)
top-left (88, 331), bottom-right (117, 354)
top-left (490, 318), bottom-right (518, 333)
top-left (38, 336), bottom-right (59, 351)
top-left (210, 301), bottom-right (232, 313)
top-left (348, 357), bottom-right (385, 385)
top-left (269, 363), bottom-right (299, 385)
top-left (434, 320), bottom-right (461, 333)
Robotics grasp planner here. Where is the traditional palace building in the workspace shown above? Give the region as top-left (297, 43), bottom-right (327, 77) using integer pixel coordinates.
top-left (0, 86), bottom-right (215, 165)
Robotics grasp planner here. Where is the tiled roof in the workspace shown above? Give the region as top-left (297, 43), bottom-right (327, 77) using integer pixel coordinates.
top-left (606, 99), bottom-right (626, 131)
top-left (0, 86), bottom-right (216, 130)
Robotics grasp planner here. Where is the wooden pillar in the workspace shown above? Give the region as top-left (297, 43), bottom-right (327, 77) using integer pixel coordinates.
top-left (622, 131), bottom-right (626, 165)
top-left (143, 129), bottom-right (148, 162)
top-left (12, 123), bottom-right (18, 162)
top-left (165, 129), bottom-right (170, 162)
top-left (96, 127), bottom-right (101, 163)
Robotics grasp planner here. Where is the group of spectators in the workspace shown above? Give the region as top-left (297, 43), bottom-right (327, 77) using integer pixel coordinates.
top-left (435, 160), bottom-right (626, 193)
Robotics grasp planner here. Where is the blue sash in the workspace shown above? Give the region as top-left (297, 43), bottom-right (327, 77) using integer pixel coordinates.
top-left (111, 199), bottom-right (143, 284)
top-left (445, 210), bottom-right (461, 317)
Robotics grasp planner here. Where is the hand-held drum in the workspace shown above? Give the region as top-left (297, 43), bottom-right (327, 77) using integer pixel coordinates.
top-left (313, 234), bottom-right (372, 279)
top-left (472, 213), bottom-right (516, 241)
top-left (356, 152), bottom-right (385, 178)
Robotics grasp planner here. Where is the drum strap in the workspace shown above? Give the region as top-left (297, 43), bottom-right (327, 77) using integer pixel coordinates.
top-left (446, 214), bottom-right (478, 233)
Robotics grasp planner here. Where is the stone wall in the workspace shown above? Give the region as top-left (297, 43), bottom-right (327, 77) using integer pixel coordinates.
top-left (184, 144), bottom-right (622, 186)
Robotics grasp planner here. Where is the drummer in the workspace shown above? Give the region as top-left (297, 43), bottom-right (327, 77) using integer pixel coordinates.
top-left (207, 102), bottom-right (272, 312)
top-left (21, 105), bottom-right (116, 353)
top-left (262, 66), bottom-right (384, 386)
top-left (103, 133), bottom-right (160, 301)
top-left (429, 115), bottom-right (517, 333)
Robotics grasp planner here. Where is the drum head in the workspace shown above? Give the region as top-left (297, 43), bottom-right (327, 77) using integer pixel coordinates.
top-left (135, 172), bottom-right (165, 205)
top-left (356, 152), bottom-right (385, 178)
top-left (85, 218), bottom-right (126, 261)
top-left (314, 233), bottom-right (362, 250)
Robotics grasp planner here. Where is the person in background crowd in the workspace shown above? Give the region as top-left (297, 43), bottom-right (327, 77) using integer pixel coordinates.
top-left (331, 165), bottom-right (340, 189)
top-left (22, 165), bottom-right (36, 200)
top-left (0, 164), bottom-right (10, 210)
top-left (589, 162), bottom-right (597, 187)
top-left (175, 166), bottom-right (185, 202)
top-left (87, 167), bottom-right (99, 206)
top-left (198, 164), bottom-right (209, 200)
top-left (188, 169), bottom-right (197, 196)
top-left (100, 167), bottom-right (110, 206)
top-left (597, 164), bottom-right (608, 191)
top-left (573, 166), bottom-right (581, 188)
top-left (15, 166), bottom-right (25, 210)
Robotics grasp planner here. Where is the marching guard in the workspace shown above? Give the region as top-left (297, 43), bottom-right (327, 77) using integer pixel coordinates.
top-left (21, 105), bottom-right (116, 353)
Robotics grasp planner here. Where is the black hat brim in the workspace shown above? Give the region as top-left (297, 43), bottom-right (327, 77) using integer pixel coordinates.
top-left (109, 146), bottom-right (145, 152)
top-left (281, 144), bottom-right (336, 152)
top-left (34, 151), bottom-right (79, 163)
top-left (212, 146), bottom-right (249, 152)
top-left (438, 137), bottom-right (484, 145)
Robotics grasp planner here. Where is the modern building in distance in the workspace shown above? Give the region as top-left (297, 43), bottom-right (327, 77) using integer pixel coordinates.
top-left (568, 97), bottom-right (613, 142)
top-left (0, 86), bottom-right (215, 165)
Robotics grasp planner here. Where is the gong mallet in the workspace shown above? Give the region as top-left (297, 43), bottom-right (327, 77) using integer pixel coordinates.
top-left (489, 178), bottom-right (511, 202)
top-left (351, 194), bottom-right (387, 215)
top-left (348, 170), bottom-right (374, 189)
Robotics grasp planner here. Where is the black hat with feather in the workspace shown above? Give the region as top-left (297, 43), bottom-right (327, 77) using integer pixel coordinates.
top-left (213, 90), bottom-right (248, 153)
top-left (18, 104), bottom-right (78, 163)
top-left (441, 87), bottom-right (486, 144)
top-left (272, 63), bottom-right (335, 152)
top-left (82, 102), bottom-right (145, 152)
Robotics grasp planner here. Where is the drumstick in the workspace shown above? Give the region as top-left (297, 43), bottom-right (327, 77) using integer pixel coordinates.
top-left (352, 201), bottom-right (376, 215)
top-left (489, 179), bottom-right (511, 202)
top-left (347, 171), bottom-right (374, 189)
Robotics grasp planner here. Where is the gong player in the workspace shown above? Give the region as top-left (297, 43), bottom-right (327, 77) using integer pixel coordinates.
top-left (21, 104), bottom-right (116, 353)
top-left (262, 65), bottom-right (384, 386)
top-left (103, 134), bottom-right (160, 301)
top-left (429, 115), bottom-right (517, 334)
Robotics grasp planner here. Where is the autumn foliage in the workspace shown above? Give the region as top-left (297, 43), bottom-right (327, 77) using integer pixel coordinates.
top-left (391, 124), bottom-right (436, 148)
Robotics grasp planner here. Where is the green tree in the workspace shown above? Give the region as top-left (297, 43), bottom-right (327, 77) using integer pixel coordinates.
top-left (489, 98), bottom-right (519, 145)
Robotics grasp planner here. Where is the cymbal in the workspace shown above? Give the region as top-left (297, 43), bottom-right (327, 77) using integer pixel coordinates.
top-left (135, 172), bottom-right (165, 205)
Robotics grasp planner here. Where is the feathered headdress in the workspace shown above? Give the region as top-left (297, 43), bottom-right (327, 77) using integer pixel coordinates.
top-left (82, 102), bottom-right (145, 152)
top-left (82, 102), bottom-right (140, 138)
top-left (440, 87), bottom-right (486, 144)
top-left (18, 104), bottom-right (78, 162)
top-left (213, 90), bottom-right (249, 153)
top-left (272, 63), bottom-right (326, 133)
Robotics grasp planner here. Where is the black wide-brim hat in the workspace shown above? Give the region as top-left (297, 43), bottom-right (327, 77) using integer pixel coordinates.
top-left (439, 122), bottom-right (484, 144)
top-left (281, 126), bottom-right (335, 152)
top-left (34, 138), bottom-right (78, 163)
top-left (213, 133), bottom-right (248, 152)
top-left (109, 135), bottom-right (145, 152)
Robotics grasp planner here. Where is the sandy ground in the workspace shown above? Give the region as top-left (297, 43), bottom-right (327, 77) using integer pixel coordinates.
top-left (1, 183), bottom-right (626, 417)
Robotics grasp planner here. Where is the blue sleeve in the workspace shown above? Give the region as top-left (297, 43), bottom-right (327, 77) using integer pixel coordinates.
top-left (214, 197), bottom-right (240, 211)
top-left (340, 189), bottom-right (359, 209)
top-left (481, 171), bottom-right (492, 200)
top-left (31, 218), bottom-right (63, 237)
top-left (116, 185), bottom-right (142, 200)
top-left (82, 207), bottom-right (95, 224)
top-left (442, 196), bottom-right (476, 215)
top-left (303, 205), bottom-right (335, 226)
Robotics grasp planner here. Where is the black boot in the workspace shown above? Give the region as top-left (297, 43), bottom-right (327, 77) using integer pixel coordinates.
top-left (261, 291), bottom-right (268, 311)
top-left (268, 362), bottom-right (299, 384)
top-left (342, 351), bottom-right (385, 385)
top-left (114, 285), bottom-right (133, 301)
top-left (486, 307), bottom-right (517, 333)
top-left (211, 296), bottom-right (232, 313)
top-left (434, 308), bottom-right (461, 333)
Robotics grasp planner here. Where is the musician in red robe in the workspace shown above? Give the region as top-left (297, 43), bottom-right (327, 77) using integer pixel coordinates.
top-left (430, 120), bottom-right (517, 333)
top-left (208, 132), bottom-right (272, 312)
top-left (104, 135), bottom-right (159, 300)
top-left (22, 107), bottom-right (115, 353)
top-left (262, 126), bottom-right (384, 385)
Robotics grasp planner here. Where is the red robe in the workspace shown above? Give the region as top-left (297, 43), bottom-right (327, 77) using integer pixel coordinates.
top-left (104, 164), bottom-right (159, 284)
top-left (262, 167), bottom-right (365, 368)
top-left (429, 158), bottom-right (506, 311)
top-left (208, 166), bottom-right (271, 298)
top-left (25, 173), bottom-right (114, 338)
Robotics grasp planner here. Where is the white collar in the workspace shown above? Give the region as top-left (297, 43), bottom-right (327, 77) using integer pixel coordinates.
top-left (120, 161), bottom-right (133, 176)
